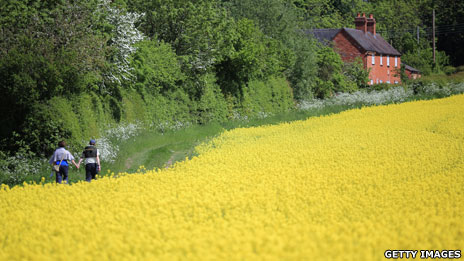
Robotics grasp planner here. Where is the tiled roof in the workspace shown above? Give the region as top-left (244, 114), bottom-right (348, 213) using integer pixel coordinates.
top-left (343, 28), bottom-right (401, 56)
top-left (307, 28), bottom-right (401, 56)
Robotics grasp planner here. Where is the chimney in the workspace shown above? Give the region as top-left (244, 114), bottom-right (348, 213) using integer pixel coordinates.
top-left (354, 13), bottom-right (367, 33)
top-left (367, 14), bottom-right (376, 35)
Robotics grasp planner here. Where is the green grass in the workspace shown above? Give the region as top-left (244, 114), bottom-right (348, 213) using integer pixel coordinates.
top-left (418, 71), bottom-right (464, 83)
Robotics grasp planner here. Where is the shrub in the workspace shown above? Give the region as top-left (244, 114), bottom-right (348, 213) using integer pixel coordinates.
top-left (240, 77), bottom-right (293, 118)
top-left (197, 74), bottom-right (229, 124)
top-left (456, 66), bottom-right (464, 72)
top-left (443, 66), bottom-right (457, 76)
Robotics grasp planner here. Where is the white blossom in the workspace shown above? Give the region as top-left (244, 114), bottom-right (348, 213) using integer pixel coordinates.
top-left (98, 0), bottom-right (145, 85)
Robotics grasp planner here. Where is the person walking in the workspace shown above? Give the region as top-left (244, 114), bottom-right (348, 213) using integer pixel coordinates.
top-left (77, 139), bottom-right (101, 182)
top-left (49, 140), bottom-right (79, 184)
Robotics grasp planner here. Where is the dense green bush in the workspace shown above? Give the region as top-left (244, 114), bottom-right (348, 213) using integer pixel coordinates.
top-left (444, 66), bottom-right (457, 76)
top-left (197, 74), bottom-right (229, 124)
top-left (313, 46), bottom-right (357, 98)
top-left (240, 77), bottom-right (293, 117)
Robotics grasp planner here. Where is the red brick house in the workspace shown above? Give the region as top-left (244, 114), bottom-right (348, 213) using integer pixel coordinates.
top-left (309, 13), bottom-right (402, 85)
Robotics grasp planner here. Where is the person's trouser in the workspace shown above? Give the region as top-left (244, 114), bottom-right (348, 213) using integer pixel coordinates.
top-left (56, 165), bottom-right (69, 184)
top-left (85, 163), bottom-right (98, 182)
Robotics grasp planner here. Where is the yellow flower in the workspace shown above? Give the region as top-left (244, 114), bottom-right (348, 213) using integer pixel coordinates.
top-left (1, 95), bottom-right (463, 260)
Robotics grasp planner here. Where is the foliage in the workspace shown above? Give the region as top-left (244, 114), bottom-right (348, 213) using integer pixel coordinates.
top-left (294, 0), bottom-right (370, 28)
top-left (131, 40), bottom-right (185, 96)
top-left (215, 18), bottom-right (283, 98)
top-left (224, 0), bottom-right (319, 100)
top-left (433, 0), bottom-right (464, 66)
top-left (196, 74), bottom-right (229, 124)
top-left (443, 66), bottom-right (457, 76)
top-left (313, 46), bottom-right (356, 98)
top-left (101, 0), bottom-right (144, 84)
top-left (128, 0), bottom-right (232, 74)
top-left (240, 77), bottom-right (293, 117)
top-left (343, 58), bottom-right (369, 89)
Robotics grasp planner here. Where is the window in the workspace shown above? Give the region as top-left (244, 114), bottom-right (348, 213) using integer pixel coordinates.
top-left (380, 80), bottom-right (383, 83)
top-left (372, 54), bottom-right (375, 65)
top-left (376, 79), bottom-right (379, 84)
top-left (380, 54), bottom-right (383, 66)
top-left (370, 79), bottom-right (374, 85)
top-left (394, 81), bottom-right (399, 84)
top-left (387, 55), bottom-right (390, 67)
top-left (395, 56), bottom-right (398, 67)
top-left (386, 81), bottom-right (390, 84)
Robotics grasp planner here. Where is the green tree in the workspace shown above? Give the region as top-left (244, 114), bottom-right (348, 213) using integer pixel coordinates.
top-left (215, 19), bottom-right (282, 98)
top-left (131, 40), bottom-right (185, 96)
top-left (313, 46), bottom-right (350, 98)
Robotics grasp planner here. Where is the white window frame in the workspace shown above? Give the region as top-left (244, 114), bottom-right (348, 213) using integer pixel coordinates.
top-left (387, 55), bottom-right (390, 67)
top-left (395, 56), bottom-right (398, 67)
top-left (370, 79), bottom-right (374, 85)
top-left (380, 80), bottom-right (383, 84)
top-left (386, 81), bottom-right (390, 84)
top-left (380, 54), bottom-right (383, 66)
top-left (371, 54), bottom-right (375, 65)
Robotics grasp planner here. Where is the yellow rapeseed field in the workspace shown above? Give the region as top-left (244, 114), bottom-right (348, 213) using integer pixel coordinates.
top-left (1, 95), bottom-right (463, 260)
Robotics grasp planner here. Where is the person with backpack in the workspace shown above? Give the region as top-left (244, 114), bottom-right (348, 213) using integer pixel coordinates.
top-left (49, 140), bottom-right (79, 184)
top-left (77, 139), bottom-right (101, 182)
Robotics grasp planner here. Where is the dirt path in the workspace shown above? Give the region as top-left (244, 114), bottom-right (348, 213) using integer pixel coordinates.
top-left (124, 144), bottom-right (195, 171)
top-left (124, 146), bottom-right (156, 170)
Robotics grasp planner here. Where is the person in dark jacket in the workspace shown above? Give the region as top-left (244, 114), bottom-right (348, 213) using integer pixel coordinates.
top-left (77, 139), bottom-right (101, 182)
top-left (49, 140), bottom-right (79, 184)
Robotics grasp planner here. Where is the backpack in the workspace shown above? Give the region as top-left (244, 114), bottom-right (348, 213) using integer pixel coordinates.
top-left (83, 146), bottom-right (97, 158)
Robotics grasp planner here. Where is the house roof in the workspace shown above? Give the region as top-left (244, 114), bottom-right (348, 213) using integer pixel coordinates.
top-left (402, 63), bottom-right (421, 73)
top-left (343, 28), bottom-right (401, 56)
top-left (307, 28), bottom-right (401, 56)
top-left (307, 29), bottom-right (341, 45)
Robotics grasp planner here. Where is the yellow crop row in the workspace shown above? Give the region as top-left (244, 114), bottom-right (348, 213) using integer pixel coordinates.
top-left (1, 95), bottom-right (463, 260)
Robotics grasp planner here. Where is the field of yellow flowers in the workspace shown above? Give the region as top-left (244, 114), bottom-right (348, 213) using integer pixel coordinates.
top-left (1, 95), bottom-right (463, 260)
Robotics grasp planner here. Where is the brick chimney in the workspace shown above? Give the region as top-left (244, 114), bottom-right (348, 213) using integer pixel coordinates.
top-left (355, 13), bottom-right (367, 32)
top-left (367, 14), bottom-right (376, 35)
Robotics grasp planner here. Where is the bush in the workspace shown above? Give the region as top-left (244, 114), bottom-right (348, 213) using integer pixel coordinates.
top-left (313, 46), bottom-right (356, 98)
top-left (443, 66), bottom-right (457, 75)
top-left (132, 40), bottom-right (185, 96)
top-left (145, 89), bottom-right (195, 132)
top-left (197, 74), bottom-right (229, 124)
top-left (240, 76), bottom-right (293, 118)
top-left (456, 66), bottom-right (464, 73)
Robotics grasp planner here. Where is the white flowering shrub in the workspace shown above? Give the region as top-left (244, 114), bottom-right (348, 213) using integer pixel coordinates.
top-left (154, 121), bottom-right (193, 133)
top-left (297, 82), bottom-right (464, 111)
top-left (230, 111), bottom-right (249, 122)
top-left (0, 153), bottom-right (45, 185)
top-left (98, 0), bottom-right (144, 84)
top-left (94, 122), bottom-right (143, 163)
top-left (297, 87), bottom-right (414, 110)
top-left (419, 82), bottom-right (464, 96)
